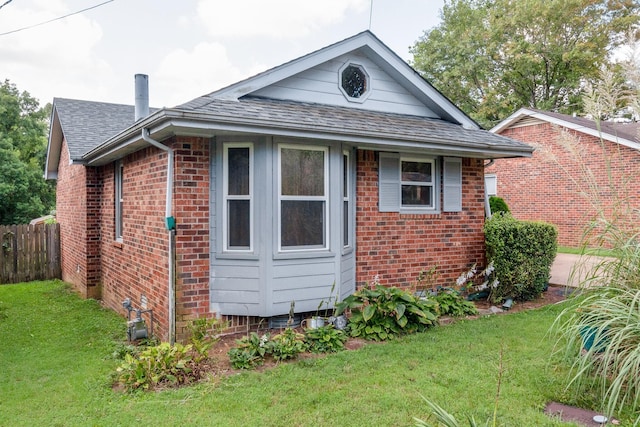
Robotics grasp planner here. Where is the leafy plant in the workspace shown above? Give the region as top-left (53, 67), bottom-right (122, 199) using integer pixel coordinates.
top-left (187, 316), bottom-right (227, 360)
top-left (304, 324), bottom-right (347, 353)
top-left (484, 212), bottom-right (557, 302)
top-left (433, 289), bottom-right (478, 317)
top-left (335, 281), bottom-right (438, 341)
top-left (268, 328), bottom-right (307, 361)
top-left (227, 332), bottom-right (270, 369)
top-left (553, 286), bottom-right (640, 424)
top-left (489, 196), bottom-right (510, 215)
top-left (115, 342), bottom-right (197, 391)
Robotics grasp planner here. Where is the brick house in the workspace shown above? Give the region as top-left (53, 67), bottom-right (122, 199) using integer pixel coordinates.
top-left (46, 31), bottom-right (531, 342)
top-left (487, 107), bottom-right (640, 248)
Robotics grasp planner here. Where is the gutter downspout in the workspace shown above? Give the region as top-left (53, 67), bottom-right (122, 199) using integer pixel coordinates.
top-left (142, 128), bottom-right (176, 344)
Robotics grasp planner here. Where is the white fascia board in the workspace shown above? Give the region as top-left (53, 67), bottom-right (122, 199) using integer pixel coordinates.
top-left (492, 108), bottom-right (640, 151)
top-left (44, 108), bottom-right (62, 180)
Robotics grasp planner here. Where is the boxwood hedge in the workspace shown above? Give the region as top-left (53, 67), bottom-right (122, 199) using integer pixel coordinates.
top-left (484, 213), bottom-right (557, 302)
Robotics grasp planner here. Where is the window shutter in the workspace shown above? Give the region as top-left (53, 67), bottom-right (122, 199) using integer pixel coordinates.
top-left (443, 157), bottom-right (462, 212)
top-left (378, 153), bottom-right (400, 212)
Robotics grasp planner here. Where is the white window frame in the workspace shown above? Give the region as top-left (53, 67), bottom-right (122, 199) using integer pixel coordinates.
top-left (222, 142), bottom-right (253, 252)
top-left (400, 156), bottom-right (437, 211)
top-left (115, 160), bottom-right (123, 242)
top-left (485, 174), bottom-right (497, 197)
top-left (277, 144), bottom-right (329, 252)
top-left (343, 149), bottom-right (351, 249)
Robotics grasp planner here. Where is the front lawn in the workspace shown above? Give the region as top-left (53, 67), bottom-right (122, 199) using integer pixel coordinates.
top-left (0, 280), bottom-right (606, 426)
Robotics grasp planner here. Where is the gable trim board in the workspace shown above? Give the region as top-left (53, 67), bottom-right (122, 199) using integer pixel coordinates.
top-left (492, 108), bottom-right (640, 152)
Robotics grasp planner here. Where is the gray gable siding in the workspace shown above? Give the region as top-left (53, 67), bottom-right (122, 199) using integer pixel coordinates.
top-left (252, 51), bottom-right (436, 117)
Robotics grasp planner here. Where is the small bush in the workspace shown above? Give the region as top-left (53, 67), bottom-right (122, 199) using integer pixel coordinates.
top-left (489, 195), bottom-right (510, 215)
top-left (335, 282), bottom-right (438, 341)
top-left (268, 328), bottom-right (307, 361)
top-left (304, 324), bottom-right (348, 353)
top-left (484, 213), bottom-right (557, 302)
top-left (433, 289), bottom-right (478, 317)
top-left (115, 342), bottom-right (198, 391)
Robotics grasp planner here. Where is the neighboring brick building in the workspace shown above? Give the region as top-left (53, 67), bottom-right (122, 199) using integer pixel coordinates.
top-left (46, 31), bottom-right (532, 342)
top-left (487, 108), bottom-right (640, 248)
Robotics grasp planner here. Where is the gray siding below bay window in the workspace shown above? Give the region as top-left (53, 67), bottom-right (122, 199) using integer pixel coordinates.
top-left (209, 137), bottom-right (356, 318)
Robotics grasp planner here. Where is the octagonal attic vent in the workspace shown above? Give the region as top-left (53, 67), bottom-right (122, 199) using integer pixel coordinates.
top-left (339, 62), bottom-right (370, 103)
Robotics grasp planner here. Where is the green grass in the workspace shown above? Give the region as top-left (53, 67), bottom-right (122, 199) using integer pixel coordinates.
top-left (557, 245), bottom-right (617, 257)
top-left (0, 280), bottom-right (622, 426)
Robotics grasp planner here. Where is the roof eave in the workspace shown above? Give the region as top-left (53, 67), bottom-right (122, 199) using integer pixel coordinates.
top-left (84, 110), bottom-right (531, 166)
top-left (492, 107), bottom-right (640, 151)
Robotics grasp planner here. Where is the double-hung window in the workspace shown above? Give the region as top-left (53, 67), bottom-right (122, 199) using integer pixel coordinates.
top-left (401, 157), bottom-right (435, 209)
top-left (343, 150), bottom-right (351, 248)
top-left (379, 153), bottom-right (462, 213)
top-left (278, 145), bottom-right (328, 251)
top-left (115, 160), bottom-right (124, 241)
top-left (223, 143), bottom-right (253, 251)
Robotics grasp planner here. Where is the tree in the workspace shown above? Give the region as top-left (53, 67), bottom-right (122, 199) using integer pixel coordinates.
top-left (0, 80), bottom-right (55, 225)
top-left (410, 0), bottom-right (640, 128)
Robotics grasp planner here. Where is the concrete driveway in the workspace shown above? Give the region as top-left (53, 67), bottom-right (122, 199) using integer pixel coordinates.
top-left (549, 253), bottom-right (612, 287)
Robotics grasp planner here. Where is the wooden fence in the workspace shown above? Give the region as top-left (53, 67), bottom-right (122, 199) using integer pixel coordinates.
top-left (0, 223), bottom-right (61, 284)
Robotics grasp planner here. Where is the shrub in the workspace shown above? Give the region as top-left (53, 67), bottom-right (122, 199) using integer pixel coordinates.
top-left (304, 324), bottom-right (348, 353)
top-left (268, 328), bottom-right (307, 361)
top-left (433, 289), bottom-right (478, 317)
top-left (489, 195), bottom-right (510, 215)
top-left (484, 213), bottom-right (557, 302)
top-left (115, 342), bottom-right (198, 391)
top-left (335, 282), bottom-right (439, 341)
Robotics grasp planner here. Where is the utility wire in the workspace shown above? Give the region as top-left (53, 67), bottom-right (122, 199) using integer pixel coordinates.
top-left (0, 0), bottom-right (14, 12)
top-left (0, 0), bottom-right (114, 37)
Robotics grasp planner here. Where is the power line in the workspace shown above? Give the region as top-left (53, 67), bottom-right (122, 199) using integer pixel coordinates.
top-left (0, 0), bottom-right (14, 12)
top-left (0, 0), bottom-right (114, 37)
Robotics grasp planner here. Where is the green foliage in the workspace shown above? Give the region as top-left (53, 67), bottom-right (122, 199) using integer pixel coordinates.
top-left (488, 196), bottom-right (509, 215)
top-left (304, 324), bottom-right (348, 353)
top-left (335, 283), bottom-right (439, 341)
top-left (187, 316), bottom-right (227, 359)
top-left (484, 213), bottom-right (557, 302)
top-left (228, 332), bottom-right (270, 369)
top-left (410, 0), bottom-right (639, 128)
top-left (268, 328), bottom-right (307, 361)
top-left (0, 80), bottom-right (55, 224)
top-left (433, 289), bottom-right (478, 317)
top-left (115, 342), bottom-right (199, 392)
top-left (554, 272), bottom-right (640, 424)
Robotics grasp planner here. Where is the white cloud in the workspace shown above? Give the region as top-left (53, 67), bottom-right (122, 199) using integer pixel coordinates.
top-left (196, 0), bottom-right (369, 38)
top-left (0, 0), bottom-right (113, 103)
top-left (153, 42), bottom-right (253, 107)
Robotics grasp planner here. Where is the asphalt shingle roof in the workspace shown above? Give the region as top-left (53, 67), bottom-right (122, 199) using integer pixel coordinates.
top-left (176, 96), bottom-right (531, 152)
top-left (529, 108), bottom-right (640, 144)
top-left (53, 98), bottom-right (157, 160)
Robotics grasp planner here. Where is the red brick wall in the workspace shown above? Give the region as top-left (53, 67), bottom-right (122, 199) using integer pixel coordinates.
top-left (99, 144), bottom-right (172, 339)
top-left (97, 136), bottom-right (211, 342)
top-left (355, 150), bottom-right (486, 290)
top-left (173, 137), bottom-right (210, 341)
top-left (55, 140), bottom-right (101, 298)
top-left (487, 123), bottom-right (640, 247)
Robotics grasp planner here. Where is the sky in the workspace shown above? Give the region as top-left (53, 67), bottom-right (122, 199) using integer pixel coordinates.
top-left (0, 0), bottom-right (445, 108)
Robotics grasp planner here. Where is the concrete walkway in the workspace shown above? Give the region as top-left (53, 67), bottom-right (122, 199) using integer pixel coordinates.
top-left (549, 253), bottom-right (611, 287)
